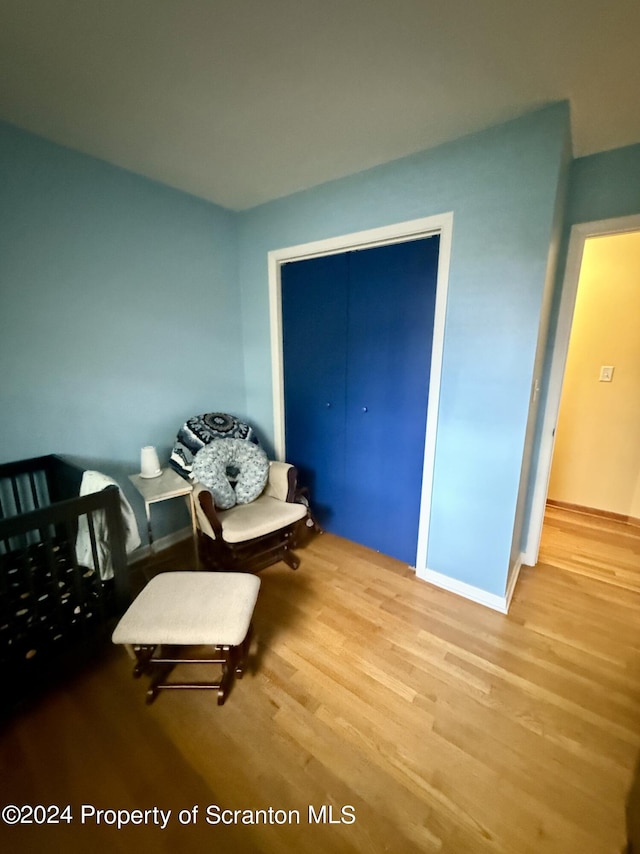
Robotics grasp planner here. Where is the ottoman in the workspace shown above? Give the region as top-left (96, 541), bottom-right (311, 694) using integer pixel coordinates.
top-left (112, 571), bottom-right (260, 705)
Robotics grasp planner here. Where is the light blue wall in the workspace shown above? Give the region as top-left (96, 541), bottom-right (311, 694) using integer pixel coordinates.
top-left (0, 107), bottom-right (577, 593)
top-left (0, 121), bottom-right (244, 540)
top-left (521, 142), bottom-right (640, 555)
top-left (237, 104), bottom-right (571, 597)
top-left (567, 143), bottom-right (640, 225)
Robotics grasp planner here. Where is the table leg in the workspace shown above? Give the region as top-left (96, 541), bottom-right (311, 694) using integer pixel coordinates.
top-left (145, 501), bottom-right (154, 550)
top-left (186, 492), bottom-right (199, 567)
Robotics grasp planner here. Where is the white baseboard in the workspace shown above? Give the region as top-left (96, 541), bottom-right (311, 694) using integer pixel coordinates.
top-left (419, 553), bottom-right (524, 614)
top-left (127, 526), bottom-right (193, 565)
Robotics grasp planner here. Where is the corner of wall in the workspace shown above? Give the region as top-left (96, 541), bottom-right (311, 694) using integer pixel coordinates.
top-left (512, 110), bottom-right (573, 567)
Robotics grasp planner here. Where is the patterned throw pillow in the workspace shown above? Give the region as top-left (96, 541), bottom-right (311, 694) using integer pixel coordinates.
top-left (192, 439), bottom-right (269, 509)
top-left (170, 412), bottom-right (256, 477)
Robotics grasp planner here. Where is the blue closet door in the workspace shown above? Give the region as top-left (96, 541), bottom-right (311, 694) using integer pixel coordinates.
top-left (281, 252), bottom-right (349, 530)
top-left (344, 237), bottom-right (439, 563)
top-left (281, 235), bottom-right (439, 564)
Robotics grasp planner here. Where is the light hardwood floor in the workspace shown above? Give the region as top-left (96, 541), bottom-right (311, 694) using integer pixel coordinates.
top-left (1, 508), bottom-right (639, 853)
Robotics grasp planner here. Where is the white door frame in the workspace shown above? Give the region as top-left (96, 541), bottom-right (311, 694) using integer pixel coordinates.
top-left (524, 212), bottom-right (640, 564)
top-left (268, 212), bottom-right (454, 571)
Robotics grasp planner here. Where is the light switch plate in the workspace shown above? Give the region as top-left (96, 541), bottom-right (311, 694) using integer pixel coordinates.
top-left (599, 365), bottom-right (614, 382)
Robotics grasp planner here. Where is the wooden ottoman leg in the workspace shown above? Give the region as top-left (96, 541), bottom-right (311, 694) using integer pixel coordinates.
top-left (146, 660), bottom-right (177, 705)
top-left (217, 646), bottom-right (234, 706)
top-left (217, 624), bottom-right (253, 704)
top-left (234, 623), bottom-right (254, 678)
top-left (132, 645), bottom-right (157, 678)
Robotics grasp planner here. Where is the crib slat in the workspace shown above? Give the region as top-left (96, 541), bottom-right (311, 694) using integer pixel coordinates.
top-left (87, 511), bottom-right (100, 577)
top-left (11, 476), bottom-right (22, 516)
top-left (41, 525), bottom-right (67, 648)
top-left (85, 510), bottom-right (105, 625)
top-left (28, 472), bottom-right (40, 511)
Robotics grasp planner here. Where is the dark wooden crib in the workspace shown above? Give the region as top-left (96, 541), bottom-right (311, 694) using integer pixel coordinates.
top-left (0, 455), bottom-right (130, 718)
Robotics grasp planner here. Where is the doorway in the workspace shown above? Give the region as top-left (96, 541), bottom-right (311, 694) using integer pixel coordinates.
top-left (524, 214), bottom-right (640, 564)
top-left (268, 213), bottom-right (453, 571)
top-left (547, 230), bottom-right (640, 519)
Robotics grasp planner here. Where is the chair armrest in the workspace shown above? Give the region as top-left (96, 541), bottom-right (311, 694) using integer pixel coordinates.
top-left (194, 485), bottom-right (224, 540)
top-left (264, 462), bottom-right (298, 503)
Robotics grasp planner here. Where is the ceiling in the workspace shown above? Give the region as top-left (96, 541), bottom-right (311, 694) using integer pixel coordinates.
top-left (1, 0), bottom-right (639, 211)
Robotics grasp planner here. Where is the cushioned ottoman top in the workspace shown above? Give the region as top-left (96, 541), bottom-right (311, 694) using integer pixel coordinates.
top-left (112, 571), bottom-right (260, 647)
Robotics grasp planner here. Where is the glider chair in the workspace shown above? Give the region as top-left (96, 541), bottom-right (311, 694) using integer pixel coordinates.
top-left (192, 440), bottom-right (314, 573)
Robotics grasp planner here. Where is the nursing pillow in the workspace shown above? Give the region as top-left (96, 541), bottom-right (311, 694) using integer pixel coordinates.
top-left (192, 438), bottom-right (269, 510)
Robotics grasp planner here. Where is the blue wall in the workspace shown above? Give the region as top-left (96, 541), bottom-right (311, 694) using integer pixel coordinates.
top-left (0, 121), bottom-right (244, 540)
top-left (1, 106), bottom-right (590, 598)
top-left (238, 104), bottom-right (571, 597)
top-left (521, 142), bottom-right (640, 558)
top-left (567, 143), bottom-right (640, 225)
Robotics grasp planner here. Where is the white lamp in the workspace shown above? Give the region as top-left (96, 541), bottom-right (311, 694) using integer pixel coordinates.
top-left (140, 446), bottom-right (162, 478)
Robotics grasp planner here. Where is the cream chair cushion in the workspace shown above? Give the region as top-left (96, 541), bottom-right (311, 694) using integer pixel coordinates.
top-left (194, 487), bottom-right (307, 543)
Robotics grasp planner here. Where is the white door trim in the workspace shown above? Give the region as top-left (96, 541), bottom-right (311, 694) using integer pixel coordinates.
top-left (523, 213), bottom-right (640, 564)
top-left (268, 212), bottom-right (454, 572)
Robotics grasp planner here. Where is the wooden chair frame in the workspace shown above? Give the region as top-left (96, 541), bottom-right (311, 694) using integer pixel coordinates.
top-left (196, 465), bottom-right (319, 573)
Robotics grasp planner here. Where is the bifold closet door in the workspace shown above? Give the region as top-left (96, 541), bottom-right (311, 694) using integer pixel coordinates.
top-left (343, 237), bottom-right (439, 563)
top-left (281, 235), bottom-right (439, 564)
top-left (281, 252), bottom-right (350, 531)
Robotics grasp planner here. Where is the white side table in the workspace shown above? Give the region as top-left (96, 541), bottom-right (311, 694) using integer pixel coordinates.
top-left (128, 468), bottom-right (197, 554)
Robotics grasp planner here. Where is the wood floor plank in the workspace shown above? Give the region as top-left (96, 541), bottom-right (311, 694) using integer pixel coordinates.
top-left (2, 510), bottom-right (639, 853)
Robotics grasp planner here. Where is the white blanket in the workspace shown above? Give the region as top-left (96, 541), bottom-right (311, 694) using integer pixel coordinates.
top-left (75, 470), bottom-right (141, 580)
